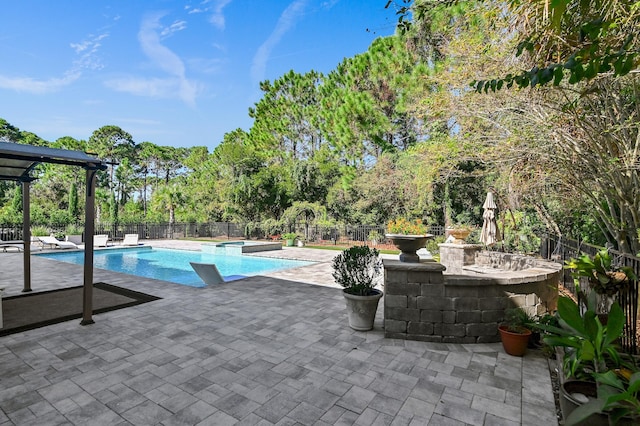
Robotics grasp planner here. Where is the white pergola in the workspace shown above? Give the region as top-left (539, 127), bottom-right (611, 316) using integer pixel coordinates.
top-left (0, 141), bottom-right (107, 325)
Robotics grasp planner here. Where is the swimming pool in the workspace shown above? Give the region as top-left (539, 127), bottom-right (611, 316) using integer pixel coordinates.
top-left (36, 247), bottom-right (313, 287)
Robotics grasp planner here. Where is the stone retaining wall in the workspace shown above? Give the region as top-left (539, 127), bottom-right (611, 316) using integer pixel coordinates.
top-left (383, 254), bottom-right (561, 343)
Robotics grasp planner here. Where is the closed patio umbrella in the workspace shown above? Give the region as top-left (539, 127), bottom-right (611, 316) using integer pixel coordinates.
top-left (480, 192), bottom-right (500, 246)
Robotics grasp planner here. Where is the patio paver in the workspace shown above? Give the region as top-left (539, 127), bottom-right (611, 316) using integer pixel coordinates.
top-left (0, 240), bottom-right (557, 425)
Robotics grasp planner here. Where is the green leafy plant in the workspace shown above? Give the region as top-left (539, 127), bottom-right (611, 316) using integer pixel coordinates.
top-left (448, 222), bottom-right (474, 232)
top-left (503, 307), bottom-right (533, 334)
top-left (565, 249), bottom-right (637, 297)
top-left (65, 224), bottom-right (83, 235)
top-left (386, 218), bottom-right (428, 235)
top-left (542, 291), bottom-right (640, 426)
top-left (30, 226), bottom-right (50, 237)
top-left (566, 369), bottom-right (640, 425)
top-left (537, 293), bottom-right (625, 381)
top-left (425, 235), bottom-right (446, 261)
top-left (367, 230), bottom-right (383, 243)
top-left (332, 245), bottom-right (382, 296)
top-left (530, 312), bottom-right (560, 356)
top-left (282, 232), bottom-right (297, 240)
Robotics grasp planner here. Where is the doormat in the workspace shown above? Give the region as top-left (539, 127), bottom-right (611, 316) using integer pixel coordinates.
top-left (1, 283), bottom-right (161, 336)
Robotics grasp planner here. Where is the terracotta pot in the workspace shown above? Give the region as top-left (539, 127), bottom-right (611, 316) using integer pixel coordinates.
top-left (446, 228), bottom-right (472, 242)
top-left (498, 325), bottom-right (531, 356)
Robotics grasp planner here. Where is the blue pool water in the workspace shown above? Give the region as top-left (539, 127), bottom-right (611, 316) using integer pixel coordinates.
top-left (36, 247), bottom-right (313, 287)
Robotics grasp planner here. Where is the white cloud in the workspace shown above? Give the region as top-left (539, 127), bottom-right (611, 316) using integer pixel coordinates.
top-left (320, 0), bottom-right (338, 8)
top-left (71, 33), bottom-right (109, 72)
top-left (126, 12), bottom-right (198, 107)
top-left (0, 32), bottom-right (107, 94)
top-left (209, 0), bottom-right (232, 30)
top-left (251, 0), bottom-right (307, 84)
top-left (0, 72), bottom-right (80, 94)
top-left (188, 57), bottom-right (225, 74)
top-left (160, 20), bottom-right (187, 38)
top-left (105, 76), bottom-right (174, 97)
top-left (105, 75), bottom-right (201, 106)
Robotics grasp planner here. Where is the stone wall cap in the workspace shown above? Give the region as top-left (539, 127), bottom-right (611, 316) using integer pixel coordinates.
top-left (438, 243), bottom-right (484, 248)
top-left (383, 259), bottom-right (446, 272)
top-left (446, 267), bottom-right (561, 285)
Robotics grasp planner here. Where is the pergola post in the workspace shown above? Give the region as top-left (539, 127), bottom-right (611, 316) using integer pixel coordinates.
top-left (0, 142), bottom-right (107, 326)
top-left (22, 180), bottom-right (32, 293)
top-left (81, 168), bottom-right (97, 325)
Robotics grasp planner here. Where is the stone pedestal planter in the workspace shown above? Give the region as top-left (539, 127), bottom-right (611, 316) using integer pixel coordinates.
top-left (385, 234), bottom-right (432, 263)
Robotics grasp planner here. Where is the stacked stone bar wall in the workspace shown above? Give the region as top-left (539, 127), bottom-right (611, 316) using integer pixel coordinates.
top-left (383, 259), bottom-right (559, 343)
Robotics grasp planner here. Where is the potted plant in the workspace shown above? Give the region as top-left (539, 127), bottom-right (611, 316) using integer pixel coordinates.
top-left (536, 293), bottom-right (633, 425)
top-left (282, 232), bottom-right (297, 247)
top-left (498, 307), bottom-right (533, 357)
top-left (565, 248), bottom-right (637, 316)
top-left (385, 218), bottom-right (432, 263)
top-left (445, 223), bottom-right (474, 243)
top-left (578, 369), bottom-right (640, 425)
top-left (332, 245), bottom-right (383, 331)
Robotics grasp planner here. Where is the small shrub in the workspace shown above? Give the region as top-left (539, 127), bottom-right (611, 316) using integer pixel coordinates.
top-left (332, 245), bottom-right (382, 296)
top-left (65, 224), bottom-right (84, 235)
top-left (30, 226), bottom-right (50, 237)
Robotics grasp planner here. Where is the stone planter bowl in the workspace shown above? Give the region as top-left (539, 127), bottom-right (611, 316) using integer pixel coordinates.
top-left (385, 234), bottom-right (433, 263)
top-left (446, 228), bottom-right (471, 242)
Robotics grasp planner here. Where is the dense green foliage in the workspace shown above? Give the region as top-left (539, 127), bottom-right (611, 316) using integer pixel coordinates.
top-left (1, 0), bottom-right (638, 254)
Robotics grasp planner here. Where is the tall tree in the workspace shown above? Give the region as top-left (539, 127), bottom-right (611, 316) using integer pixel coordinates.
top-left (68, 182), bottom-right (79, 221)
top-left (88, 125), bottom-right (136, 189)
top-left (390, 0), bottom-right (639, 89)
top-left (249, 70), bottom-right (324, 162)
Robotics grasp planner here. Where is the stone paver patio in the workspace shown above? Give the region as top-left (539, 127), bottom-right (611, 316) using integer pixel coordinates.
top-left (0, 240), bottom-right (557, 425)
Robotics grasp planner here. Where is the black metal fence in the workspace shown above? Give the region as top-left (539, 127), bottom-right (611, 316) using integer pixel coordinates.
top-left (2, 222), bottom-right (445, 244)
top-left (541, 234), bottom-right (639, 355)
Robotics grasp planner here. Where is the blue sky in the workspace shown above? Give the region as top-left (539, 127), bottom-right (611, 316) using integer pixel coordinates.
top-left (0, 1), bottom-right (397, 149)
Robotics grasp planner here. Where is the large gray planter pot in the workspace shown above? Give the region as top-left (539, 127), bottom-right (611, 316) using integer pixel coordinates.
top-left (560, 381), bottom-right (608, 425)
top-left (343, 289), bottom-right (383, 331)
top-left (66, 234), bottom-right (83, 244)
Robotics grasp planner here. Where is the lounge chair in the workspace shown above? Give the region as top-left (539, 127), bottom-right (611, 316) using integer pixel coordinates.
top-left (0, 240), bottom-right (25, 252)
top-left (190, 262), bottom-right (226, 285)
top-left (122, 234), bottom-right (139, 246)
top-left (38, 236), bottom-right (78, 249)
top-left (94, 234), bottom-right (109, 247)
